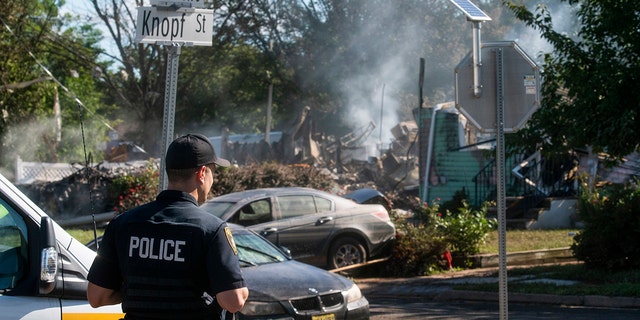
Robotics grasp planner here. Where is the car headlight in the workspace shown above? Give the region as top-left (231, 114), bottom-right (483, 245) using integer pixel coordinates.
top-left (346, 284), bottom-right (363, 303)
top-left (240, 301), bottom-right (287, 316)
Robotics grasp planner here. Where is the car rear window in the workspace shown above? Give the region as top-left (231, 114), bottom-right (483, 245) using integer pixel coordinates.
top-left (278, 195), bottom-right (316, 218)
top-left (313, 196), bottom-right (331, 212)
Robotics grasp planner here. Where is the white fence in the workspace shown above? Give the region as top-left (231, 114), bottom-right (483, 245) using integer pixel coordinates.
top-left (15, 156), bottom-right (156, 185)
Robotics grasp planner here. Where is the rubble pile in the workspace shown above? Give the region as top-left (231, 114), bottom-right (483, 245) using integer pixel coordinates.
top-left (217, 115), bottom-right (422, 196)
top-left (18, 112), bottom-right (425, 219)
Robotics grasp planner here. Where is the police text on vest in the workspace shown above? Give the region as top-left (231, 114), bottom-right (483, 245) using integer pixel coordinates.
top-left (129, 236), bottom-right (186, 262)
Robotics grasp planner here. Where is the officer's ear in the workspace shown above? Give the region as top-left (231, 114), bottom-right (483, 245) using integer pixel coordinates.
top-left (196, 165), bottom-right (208, 182)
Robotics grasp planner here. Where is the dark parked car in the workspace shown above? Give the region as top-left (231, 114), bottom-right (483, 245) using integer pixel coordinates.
top-left (86, 225), bottom-right (370, 319)
top-left (232, 225), bottom-right (369, 319)
top-left (201, 187), bottom-right (396, 270)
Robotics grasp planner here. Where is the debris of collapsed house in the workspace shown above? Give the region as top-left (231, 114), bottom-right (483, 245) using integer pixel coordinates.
top-left (15, 107), bottom-right (423, 222)
top-left (211, 107), bottom-right (421, 194)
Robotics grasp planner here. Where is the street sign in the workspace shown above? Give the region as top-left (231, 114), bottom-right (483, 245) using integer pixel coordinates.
top-left (151, 0), bottom-right (208, 9)
top-left (135, 6), bottom-right (214, 46)
top-left (455, 41), bottom-right (540, 133)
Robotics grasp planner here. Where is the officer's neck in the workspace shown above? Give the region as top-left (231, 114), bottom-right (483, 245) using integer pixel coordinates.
top-left (166, 181), bottom-right (200, 203)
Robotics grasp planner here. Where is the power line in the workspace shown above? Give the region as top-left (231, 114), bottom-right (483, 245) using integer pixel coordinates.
top-left (1, 16), bottom-right (115, 132)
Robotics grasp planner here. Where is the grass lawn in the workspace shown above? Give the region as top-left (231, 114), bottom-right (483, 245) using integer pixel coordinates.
top-left (459, 229), bottom-right (640, 298)
top-left (480, 229), bottom-right (578, 253)
top-left (66, 228), bottom-right (105, 245)
top-left (453, 263), bottom-right (640, 297)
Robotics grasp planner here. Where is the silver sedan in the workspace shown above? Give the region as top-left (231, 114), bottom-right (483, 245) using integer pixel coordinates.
top-left (202, 187), bottom-right (396, 270)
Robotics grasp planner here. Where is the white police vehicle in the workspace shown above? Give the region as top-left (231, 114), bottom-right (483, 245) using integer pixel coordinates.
top-left (0, 172), bottom-right (123, 319)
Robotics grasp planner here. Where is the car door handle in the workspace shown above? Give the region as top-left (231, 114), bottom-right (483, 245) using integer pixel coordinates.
top-left (316, 216), bottom-right (334, 225)
top-left (261, 227), bottom-right (278, 236)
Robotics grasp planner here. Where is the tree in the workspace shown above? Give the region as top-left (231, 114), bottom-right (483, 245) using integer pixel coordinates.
top-left (84, 0), bottom-right (287, 155)
top-left (0, 0), bottom-right (109, 169)
top-left (84, 0), bottom-right (167, 155)
top-left (504, 0), bottom-right (640, 162)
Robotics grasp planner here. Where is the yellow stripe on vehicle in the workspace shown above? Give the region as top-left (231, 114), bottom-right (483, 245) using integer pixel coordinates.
top-left (62, 313), bottom-right (125, 320)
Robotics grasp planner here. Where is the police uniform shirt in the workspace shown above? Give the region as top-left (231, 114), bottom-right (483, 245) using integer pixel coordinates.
top-left (88, 190), bottom-right (246, 320)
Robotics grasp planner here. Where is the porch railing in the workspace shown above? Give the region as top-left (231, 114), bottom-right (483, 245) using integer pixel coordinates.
top-left (472, 151), bottom-right (578, 208)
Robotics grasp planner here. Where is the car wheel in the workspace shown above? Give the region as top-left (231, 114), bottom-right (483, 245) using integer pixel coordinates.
top-left (329, 237), bottom-right (366, 269)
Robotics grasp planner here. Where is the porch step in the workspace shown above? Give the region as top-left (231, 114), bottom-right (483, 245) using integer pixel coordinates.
top-left (487, 195), bottom-right (551, 230)
top-left (506, 218), bottom-right (536, 230)
top-left (491, 197), bottom-right (578, 230)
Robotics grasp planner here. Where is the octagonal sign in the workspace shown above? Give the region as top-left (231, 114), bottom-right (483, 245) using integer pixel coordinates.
top-left (455, 41), bottom-right (540, 133)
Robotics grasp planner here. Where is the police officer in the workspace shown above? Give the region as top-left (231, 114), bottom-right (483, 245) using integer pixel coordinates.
top-left (87, 133), bottom-right (248, 319)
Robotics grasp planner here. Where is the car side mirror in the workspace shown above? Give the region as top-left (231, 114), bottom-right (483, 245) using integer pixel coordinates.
top-left (39, 216), bottom-right (58, 295)
top-left (279, 246), bottom-right (292, 260)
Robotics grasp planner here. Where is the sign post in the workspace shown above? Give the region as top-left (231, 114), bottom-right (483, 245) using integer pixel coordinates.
top-left (449, 2), bottom-right (542, 319)
top-left (455, 41), bottom-right (540, 320)
top-left (494, 47), bottom-right (508, 320)
top-left (135, 2), bottom-right (214, 190)
top-left (159, 46), bottom-right (180, 190)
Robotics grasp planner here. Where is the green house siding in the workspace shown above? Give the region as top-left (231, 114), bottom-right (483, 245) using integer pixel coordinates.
top-left (419, 106), bottom-right (540, 208)
top-left (424, 110), bottom-right (490, 205)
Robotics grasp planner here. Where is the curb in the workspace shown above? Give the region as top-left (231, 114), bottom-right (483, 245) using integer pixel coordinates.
top-left (434, 290), bottom-right (640, 309)
top-left (356, 263), bottom-right (640, 309)
top-left (359, 281), bottom-right (640, 309)
top-left (356, 249), bottom-right (640, 309)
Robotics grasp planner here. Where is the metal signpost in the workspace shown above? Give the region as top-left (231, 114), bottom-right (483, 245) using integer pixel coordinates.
top-left (135, 1), bottom-right (213, 190)
top-left (449, 2), bottom-right (540, 320)
top-left (456, 42), bottom-right (540, 320)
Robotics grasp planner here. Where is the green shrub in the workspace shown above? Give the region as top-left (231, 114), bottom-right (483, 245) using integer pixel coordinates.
top-left (384, 203), bottom-right (448, 276)
top-left (383, 199), bottom-right (496, 276)
top-left (572, 180), bottom-right (640, 270)
top-left (109, 163), bottom-right (159, 213)
top-left (436, 200), bottom-right (496, 256)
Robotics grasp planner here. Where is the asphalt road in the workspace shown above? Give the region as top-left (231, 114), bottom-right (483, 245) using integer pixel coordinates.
top-left (368, 296), bottom-right (640, 319)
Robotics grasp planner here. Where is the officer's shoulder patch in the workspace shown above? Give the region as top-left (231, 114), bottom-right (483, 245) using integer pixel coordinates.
top-left (224, 226), bottom-right (238, 255)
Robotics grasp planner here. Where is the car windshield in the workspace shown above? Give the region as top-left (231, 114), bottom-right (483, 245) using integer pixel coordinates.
top-left (234, 232), bottom-right (288, 266)
top-left (201, 201), bottom-right (235, 218)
